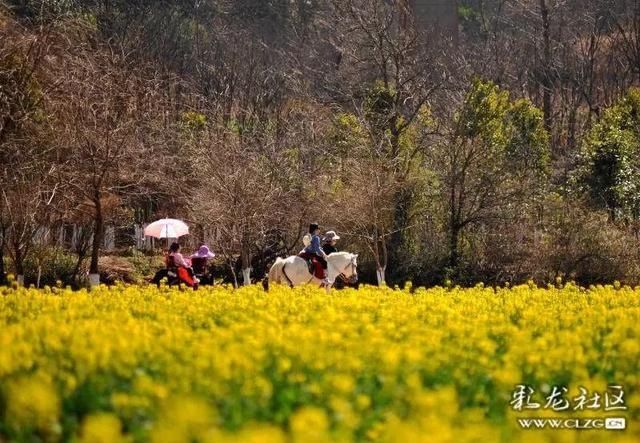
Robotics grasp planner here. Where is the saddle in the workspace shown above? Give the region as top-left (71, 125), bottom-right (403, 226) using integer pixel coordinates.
top-left (298, 252), bottom-right (325, 279)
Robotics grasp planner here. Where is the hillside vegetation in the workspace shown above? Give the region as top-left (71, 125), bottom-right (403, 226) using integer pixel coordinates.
top-left (2, 0), bottom-right (640, 286)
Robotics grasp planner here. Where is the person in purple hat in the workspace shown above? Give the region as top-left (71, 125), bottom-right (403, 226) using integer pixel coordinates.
top-left (191, 244), bottom-right (215, 284)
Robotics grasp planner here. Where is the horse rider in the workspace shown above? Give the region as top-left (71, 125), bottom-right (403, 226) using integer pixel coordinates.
top-left (322, 230), bottom-right (340, 255)
top-left (301, 223), bottom-right (330, 284)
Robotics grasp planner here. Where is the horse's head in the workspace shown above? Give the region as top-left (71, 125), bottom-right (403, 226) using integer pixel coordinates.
top-left (331, 252), bottom-right (358, 284)
top-left (347, 253), bottom-right (358, 284)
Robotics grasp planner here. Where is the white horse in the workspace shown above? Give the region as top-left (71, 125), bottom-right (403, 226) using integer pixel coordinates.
top-left (264, 252), bottom-right (358, 291)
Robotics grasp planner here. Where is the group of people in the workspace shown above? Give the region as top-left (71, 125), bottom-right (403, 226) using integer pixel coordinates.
top-left (300, 223), bottom-right (341, 284)
top-left (157, 223), bottom-right (342, 287)
top-left (164, 242), bottom-right (216, 287)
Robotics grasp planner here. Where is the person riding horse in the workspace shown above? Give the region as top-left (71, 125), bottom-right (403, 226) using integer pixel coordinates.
top-left (322, 230), bottom-right (346, 288)
top-left (322, 230), bottom-right (340, 255)
top-left (265, 250), bottom-right (358, 291)
top-left (299, 223), bottom-right (330, 285)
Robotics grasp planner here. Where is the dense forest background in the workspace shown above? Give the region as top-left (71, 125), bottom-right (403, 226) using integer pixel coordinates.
top-left (2, 0), bottom-right (640, 287)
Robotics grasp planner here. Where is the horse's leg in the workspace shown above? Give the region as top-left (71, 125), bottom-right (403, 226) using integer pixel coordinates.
top-left (326, 263), bottom-right (339, 286)
top-left (315, 275), bottom-right (332, 292)
top-left (307, 276), bottom-right (330, 291)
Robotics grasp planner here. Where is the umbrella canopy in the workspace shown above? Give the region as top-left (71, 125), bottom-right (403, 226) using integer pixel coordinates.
top-left (144, 218), bottom-right (189, 239)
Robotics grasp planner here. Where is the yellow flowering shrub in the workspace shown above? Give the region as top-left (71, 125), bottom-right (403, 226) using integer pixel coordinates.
top-left (0, 283), bottom-right (638, 442)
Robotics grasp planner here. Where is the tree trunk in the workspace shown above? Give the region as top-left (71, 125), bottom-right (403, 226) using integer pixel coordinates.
top-left (449, 224), bottom-right (461, 270)
top-left (386, 120), bottom-right (408, 282)
top-left (241, 246), bottom-right (251, 286)
top-left (0, 234), bottom-right (6, 285)
top-left (372, 228), bottom-right (387, 286)
top-left (89, 197), bottom-right (103, 286)
top-left (72, 252), bottom-right (86, 285)
top-left (242, 268), bottom-right (251, 286)
top-left (228, 260), bottom-right (239, 288)
top-left (448, 170), bottom-right (461, 271)
top-left (539, 0), bottom-right (553, 136)
top-left (14, 247), bottom-right (24, 285)
top-left (376, 266), bottom-right (386, 286)
top-left (388, 187), bottom-right (412, 282)
top-left (0, 256), bottom-right (5, 285)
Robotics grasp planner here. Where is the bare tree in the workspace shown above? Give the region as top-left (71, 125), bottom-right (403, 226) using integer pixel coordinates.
top-left (331, 147), bottom-right (397, 285)
top-left (55, 40), bottom-right (167, 285)
top-left (188, 101), bottom-right (319, 286)
top-left (0, 11), bottom-right (65, 284)
top-left (1, 152), bottom-right (61, 285)
top-left (322, 0), bottom-right (447, 282)
top-left (609, 0), bottom-right (640, 84)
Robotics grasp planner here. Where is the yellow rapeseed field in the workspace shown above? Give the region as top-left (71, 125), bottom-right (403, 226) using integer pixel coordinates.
top-left (0, 282), bottom-right (638, 442)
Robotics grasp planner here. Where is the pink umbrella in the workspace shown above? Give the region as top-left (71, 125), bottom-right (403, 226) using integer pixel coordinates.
top-left (144, 218), bottom-right (189, 243)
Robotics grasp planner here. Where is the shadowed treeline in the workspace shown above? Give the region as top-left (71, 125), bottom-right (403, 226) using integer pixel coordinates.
top-left (1, 0), bottom-right (640, 287)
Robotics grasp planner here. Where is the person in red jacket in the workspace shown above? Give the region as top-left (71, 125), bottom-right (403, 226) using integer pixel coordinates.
top-left (167, 242), bottom-right (198, 287)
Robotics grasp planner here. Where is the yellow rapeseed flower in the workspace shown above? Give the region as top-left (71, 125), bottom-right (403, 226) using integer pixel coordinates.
top-left (0, 283), bottom-right (637, 442)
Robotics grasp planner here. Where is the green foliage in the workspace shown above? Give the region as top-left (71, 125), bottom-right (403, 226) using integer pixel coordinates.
top-left (457, 5), bottom-right (476, 22)
top-left (122, 247), bottom-right (164, 278)
top-left (363, 81), bottom-right (396, 133)
top-left (339, 83), bottom-right (434, 164)
top-left (505, 99), bottom-right (550, 174)
top-left (579, 88), bottom-right (640, 219)
top-left (364, 82), bottom-right (402, 147)
top-left (22, 247), bottom-right (80, 287)
top-left (331, 113), bottom-right (367, 157)
top-left (81, 12), bottom-right (97, 30)
top-left (457, 79), bottom-right (510, 142)
top-left (456, 79), bottom-right (549, 177)
top-left (225, 115), bottom-right (267, 137)
top-left (180, 111), bottom-right (207, 132)
top-left (456, 2), bottom-right (486, 38)
top-left (440, 80), bottom-right (549, 273)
